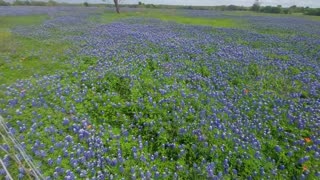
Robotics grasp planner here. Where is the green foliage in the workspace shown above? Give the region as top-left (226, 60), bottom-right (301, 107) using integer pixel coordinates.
top-left (13, 0), bottom-right (30, 6)
top-left (83, 2), bottom-right (89, 7)
top-left (47, 0), bottom-right (57, 6)
top-left (260, 6), bottom-right (282, 14)
top-left (196, 64), bottom-right (211, 78)
top-left (288, 5), bottom-right (306, 14)
top-left (29, 1), bottom-right (47, 6)
top-left (0, 0), bottom-right (10, 6)
top-left (266, 53), bottom-right (290, 61)
top-left (12, 0), bottom-right (58, 6)
top-left (248, 63), bottom-right (260, 77)
top-left (1, 8), bottom-right (320, 179)
top-left (251, 1), bottom-right (260, 12)
top-left (304, 8), bottom-right (320, 16)
top-left (247, 3), bottom-right (320, 16)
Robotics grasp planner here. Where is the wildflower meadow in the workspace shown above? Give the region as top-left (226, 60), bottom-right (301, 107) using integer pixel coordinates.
top-left (0, 6), bottom-right (319, 179)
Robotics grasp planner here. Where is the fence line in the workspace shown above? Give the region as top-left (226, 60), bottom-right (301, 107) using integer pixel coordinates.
top-left (0, 159), bottom-right (13, 180)
top-left (0, 115), bottom-right (44, 180)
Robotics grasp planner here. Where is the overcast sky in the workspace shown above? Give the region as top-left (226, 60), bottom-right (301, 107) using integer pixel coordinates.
top-left (52, 0), bottom-right (320, 7)
top-left (5, 0), bottom-right (319, 7)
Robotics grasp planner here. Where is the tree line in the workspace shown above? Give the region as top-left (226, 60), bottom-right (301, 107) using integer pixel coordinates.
top-left (250, 2), bottom-right (320, 16)
top-left (0, 0), bottom-right (319, 16)
top-left (0, 0), bottom-right (57, 6)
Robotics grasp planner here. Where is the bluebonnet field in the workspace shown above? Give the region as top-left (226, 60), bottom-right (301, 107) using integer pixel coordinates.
top-left (0, 6), bottom-right (320, 180)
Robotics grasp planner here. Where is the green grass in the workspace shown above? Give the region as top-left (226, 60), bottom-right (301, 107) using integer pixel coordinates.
top-left (97, 9), bottom-right (244, 28)
top-left (0, 15), bottom-right (48, 28)
top-left (291, 13), bottom-right (320, 21)
top-left (223, 10), bottom-right (320, 21)
top-left (223, 10), bottom-right (292, 17)
top-left (0, 37), bottom-right (72, 84)
top-left (1, 8), bottom-right (319, 179)
top-left (0, 15), bottom-right (72, 85)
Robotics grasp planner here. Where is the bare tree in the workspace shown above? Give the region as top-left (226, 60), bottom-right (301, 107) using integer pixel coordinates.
top-left (103, 0), bottom-right (121, 14)
top-left (114, 0), bottom-right (120, 14)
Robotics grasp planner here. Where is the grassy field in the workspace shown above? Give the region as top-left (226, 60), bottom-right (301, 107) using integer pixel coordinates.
top-left (0, 15), bottom-right (72, 85)
top-left (0, 7), bottom-right (319, 179)
top-left (0, 9), bottom-right (246, 85)
top-left (96, 9), bottom-right (243, 27)
top-left (1, 9), bottom-right (317, 86)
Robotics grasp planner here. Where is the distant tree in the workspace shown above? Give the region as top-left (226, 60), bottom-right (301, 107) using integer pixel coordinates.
top-left (304, 8), bottom-right (320, 16)
top-left (12, 0), bottom-right (19, 5)
top-left (283, 8), bottom-right (290, 14)
top-left (138, 1), bottom-right (143, 5)
top-left (288, 5), bottom-right (305, 13)
top-left (30, 1), bottom-right (47, 6)
top-left (47, 0), bottom-right (57, 6)
top-left (13, 0), bottom-right (27, 6)
top-left (84, 2), bottom-right (89, 7)
top-left (251, 0), bottom-right (260, 12)
top-left (25, 0), bottom-right (30, 5)
top-left (145, 4), bottom-right (156, 8)
top-left (226, 5), bottom-right (238, 11)
top-left (290, 5), bottom-right (297, 9)
top-left (15, 0), bottom-right (57, 6)
top-left (260, 5), bottom-right (281, 13)
top-left (288, 5), bottom-right (296, 13)
top-left (277, 5), bottom-right (282, 13)
top-left (0, 0), bottom-right (10, 6)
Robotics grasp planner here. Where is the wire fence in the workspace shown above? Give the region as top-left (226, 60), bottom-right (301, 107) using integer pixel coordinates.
top-left (0, 115), bottom-right (44, 180)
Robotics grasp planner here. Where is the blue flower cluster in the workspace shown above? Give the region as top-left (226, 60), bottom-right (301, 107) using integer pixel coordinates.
top-left (0, 7), bottom-right (320, 179)
top-left (11, 7), bottom-right (100, 42)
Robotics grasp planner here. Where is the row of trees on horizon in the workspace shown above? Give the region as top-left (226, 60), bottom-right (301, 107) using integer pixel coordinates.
top-left (0, 0), bottom-right (319, 16)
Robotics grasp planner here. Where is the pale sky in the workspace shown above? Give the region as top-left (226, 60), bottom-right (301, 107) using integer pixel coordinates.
top-left (5, 0), bottom-right (320, 7)
top-left (61, 0), bottom-right (320, 7)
